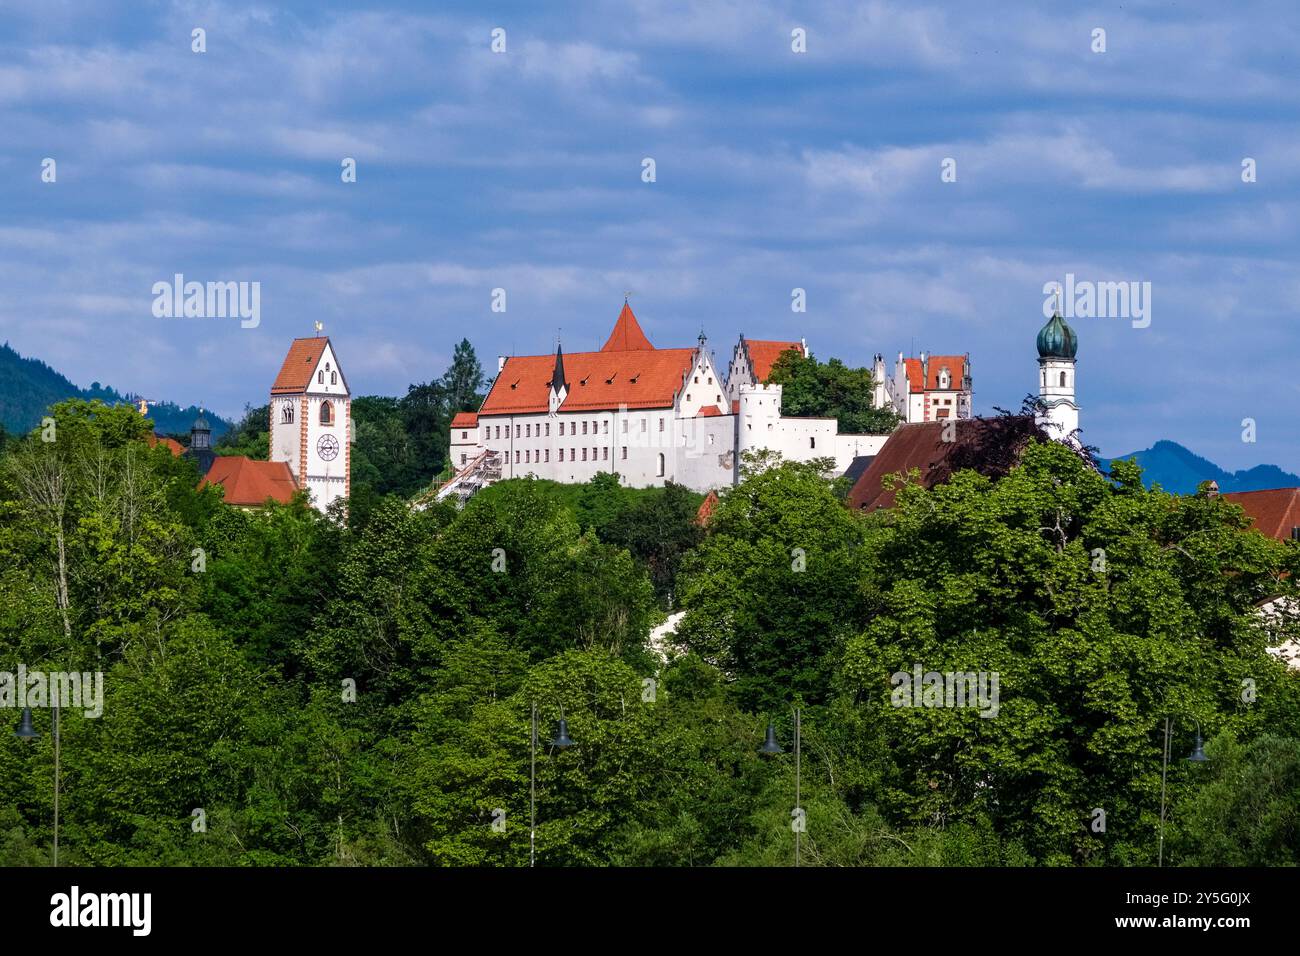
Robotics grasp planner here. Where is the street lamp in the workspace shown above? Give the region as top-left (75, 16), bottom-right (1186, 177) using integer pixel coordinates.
top-left (14, 703), bottom-right (60, 867)
top-left (758, 707), bottom-right (802, 867)
top-left (530, 701), bottom-right (576, 868)
top-left (1158, 717), bottom-right (1210, 867)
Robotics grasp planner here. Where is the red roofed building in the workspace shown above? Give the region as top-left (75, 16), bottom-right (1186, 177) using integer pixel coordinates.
top-left (454, 303), bottom-right (734, 492)
top-left (1223, 488), bottom-right (1300, 542)
top-left (872, 351), bottom-right (973, 423)
top-left (724, 336), bottom-right (806, 404)
top-left (267, 335), bottom-right (351, 513)
top-left (200, 456), bottom-right (299, 507)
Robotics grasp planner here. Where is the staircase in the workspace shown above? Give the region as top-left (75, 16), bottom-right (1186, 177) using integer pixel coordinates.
top-left (416, 449), bottom-right (502, 509)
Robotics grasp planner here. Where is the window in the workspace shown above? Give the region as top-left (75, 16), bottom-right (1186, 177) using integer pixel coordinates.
top-left (516, 424), bottom-right (521, 438)
top-left (560, 422), bottom-right (565, 436)
top-left (694, 376), bottom-right (699, 384)
top-left (495, 425), bottom-right (501, 439)
top-left (622, 420), bottom-right (628, 433)
top-left (461, 430), bottom-right (468, 439)
top-left (582, 448), bottom-right (588, 461)
top-left (460, 454), bottom-right (466, 465)
top-left (687, 393), bottom-right (691, 402)
top-left (641, 420), bottom-right (647, 432)
top-left (810, 437), bottom-right (816, 449)
top-left (281, 404), bottom-right (294, 424)
top-left (559, 448), bottom-right (564, 462)
top-left (318, 370), bottom-right (324, 384)
top-left (545, 449), bottom-right (550, 462)
top-left (515, 450), bottom-right (520, 464)
top-left (656, 453), bottom-right (665, 477)
top-left (602, 421), bottom-right (608, 434)
top-left (709, 434), bottom-right (715, 446)
top-left (525, 450), bottom-right (530, 463)
top-left (659, 418), bottom-right (664, 432)
top-left (526, 424), bottom-right (531, 437)
top-left (602, 447), bottom-right (608, 461)
top-left (545, 423), bottom-right (550, 436)
top-left (331, 372), bottom-right (337, 385)
top-left (621, 446), bottom-right (627, 460)
top-left (1060, 371), bottom-right (1067, 387)
top-left (708, 376), bottom-right (713, 384)
top-left (320, 401), bottom-right (333, 425)
top-left (582, 421), bottom-right (588, 435)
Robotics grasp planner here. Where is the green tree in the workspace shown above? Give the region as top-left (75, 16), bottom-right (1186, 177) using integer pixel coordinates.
top-left (768, 349), bottom-right (900, 435)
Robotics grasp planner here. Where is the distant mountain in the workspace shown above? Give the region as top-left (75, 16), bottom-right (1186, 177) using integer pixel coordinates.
top-left (0, 342), bottom-right (230, 439)
top-left (1101, 439), bottom-right (1300, 495)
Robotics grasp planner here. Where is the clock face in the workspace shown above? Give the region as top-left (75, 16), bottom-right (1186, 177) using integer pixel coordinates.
top-left (317, 434), bottom-right (340, 461)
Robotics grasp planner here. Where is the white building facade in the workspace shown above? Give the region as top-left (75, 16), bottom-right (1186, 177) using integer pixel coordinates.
top-left (269, 336), bottom-right (352, 512)
top-left (873, 351), bottom-right (973, 423)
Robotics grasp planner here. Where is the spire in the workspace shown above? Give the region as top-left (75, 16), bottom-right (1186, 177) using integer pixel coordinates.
top-left (601, 302), bottom-right (654, 351)
top-left (550, 342), bottom-right (567, 394)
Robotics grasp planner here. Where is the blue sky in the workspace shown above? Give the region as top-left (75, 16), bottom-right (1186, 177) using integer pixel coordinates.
top-left (1, 0), bottom-right (1298, 470)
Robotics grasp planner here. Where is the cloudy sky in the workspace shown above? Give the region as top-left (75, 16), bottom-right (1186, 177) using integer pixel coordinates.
top-left (1, 0), bottom-right (1297, 470)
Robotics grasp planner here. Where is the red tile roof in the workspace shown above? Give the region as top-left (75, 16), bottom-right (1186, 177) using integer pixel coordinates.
top-left (145, 434), bottom-right (184, 456)
top-left (747, 340), bottom-right (805, 383)
top-left (601, 303), bottom-right (655, 351)
top-left (903, 355), bottom-right (966, 392)
top-left (272, 338), bottom-right (330, 395)
top-left (450, 412), bottom-right (478, 428)
top-left (696, 490), bottom-right (720, 527)
top-left (200, 456), bottom-right (298, 506)
top-left (1223, 488), bottom-right (1300, 541)
top-left (481, 348), bottom-right (695, 415)
top-left (846, 418), bottom-right (1039, 511)
top-left (696, 404), bottom-right (723, 417)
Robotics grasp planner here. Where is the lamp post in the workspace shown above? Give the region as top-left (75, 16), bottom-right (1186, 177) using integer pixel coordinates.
top-left (530, 701), bottom-right (576, 868)
top-left (14, 703), bottom-right (59, 867)
top-left (758, 707), bottom-right (802, 867)
top-left (1158, 718), bottom-right (1209, 867)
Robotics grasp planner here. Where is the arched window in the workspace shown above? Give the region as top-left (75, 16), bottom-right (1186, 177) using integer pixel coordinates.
top-left (281, 403), bottom-right (294, 424)
top-left (331, 372), bottom-right (337, 385)
top-left (656, 453), bottom-right (665, 477)
top-left (320, 401), bottom-right (333, 425)
top-left (1060, 371), bottom-right (1067, 387)
top-left (318, 370), bottom-right (324, 384)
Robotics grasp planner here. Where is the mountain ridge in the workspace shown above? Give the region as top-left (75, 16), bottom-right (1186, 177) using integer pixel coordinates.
top-left (1101, 439), bottom-right (1299, 494)
top-left (0, 341), bottom-right (230, 439)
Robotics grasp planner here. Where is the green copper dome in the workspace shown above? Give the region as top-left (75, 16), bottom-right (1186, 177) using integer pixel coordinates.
top-left (1036, 312), bottom-right (1078, 359)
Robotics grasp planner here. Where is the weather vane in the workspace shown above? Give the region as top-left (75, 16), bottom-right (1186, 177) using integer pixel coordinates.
top-left (314, 320), bottom-right (324, 336)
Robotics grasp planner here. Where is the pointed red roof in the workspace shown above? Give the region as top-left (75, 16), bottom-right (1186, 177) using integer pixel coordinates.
top-left (272, 338), bottom-right (330, 394)
top-left (481, 348), bottom-right (695, 415)
top-left (601, 303), bottom-right (654, 352)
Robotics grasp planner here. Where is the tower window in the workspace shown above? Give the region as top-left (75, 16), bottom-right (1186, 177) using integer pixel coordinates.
top-left (281, 404), bottom-right (294, 424)
top-left (1060, 371), bottom-right (1067, 387)
top-left (320, 401), bottom-right (333, 425)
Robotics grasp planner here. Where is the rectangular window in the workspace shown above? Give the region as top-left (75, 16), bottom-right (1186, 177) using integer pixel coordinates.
top-left (516, 424), bottom-right (521, 438)
top-left (560, 422), bottom-right (565, 436)
top-left (602, 447), bottom-right (608, 461)
top-left (495, 426), bottom-right (501, 439)
top-left (559, 448), bottom-right (564, 462)
top-left (526, 424), bottom-right (531, 437)
top-left (659, 418), bottom-right (664, 432)
top-left (545, 423), bottom-right (550, 436)
top-left (603, 421), bottom-right (608, 434)
top-left (461, 454), bottom-right (467, 465)
top-left (515, 450), bottom-right (520, 463)
top-left (641, 420), bottom-right (647, 432)
top-left (461, 431), bottom-right (467, 439)
top-left (582, 448), bottom-right (588, 461)
top-left (621, 447), bottom-right (627, 460)
top-left (545, 449), bottom-right (550, 462)
top-left (525, 450), bottom-right (530, 463)
top-left (582, 421), bottom-right (588, 435)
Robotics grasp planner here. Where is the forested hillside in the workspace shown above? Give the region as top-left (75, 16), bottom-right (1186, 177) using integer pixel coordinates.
top-left (1, 400), bottom-right (1298, 867)
top-left (0, 342), bottom-right (230, 438)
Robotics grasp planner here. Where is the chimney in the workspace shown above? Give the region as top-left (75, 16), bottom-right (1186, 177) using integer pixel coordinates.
top-left (497, 355), bottom-right (507, 373)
